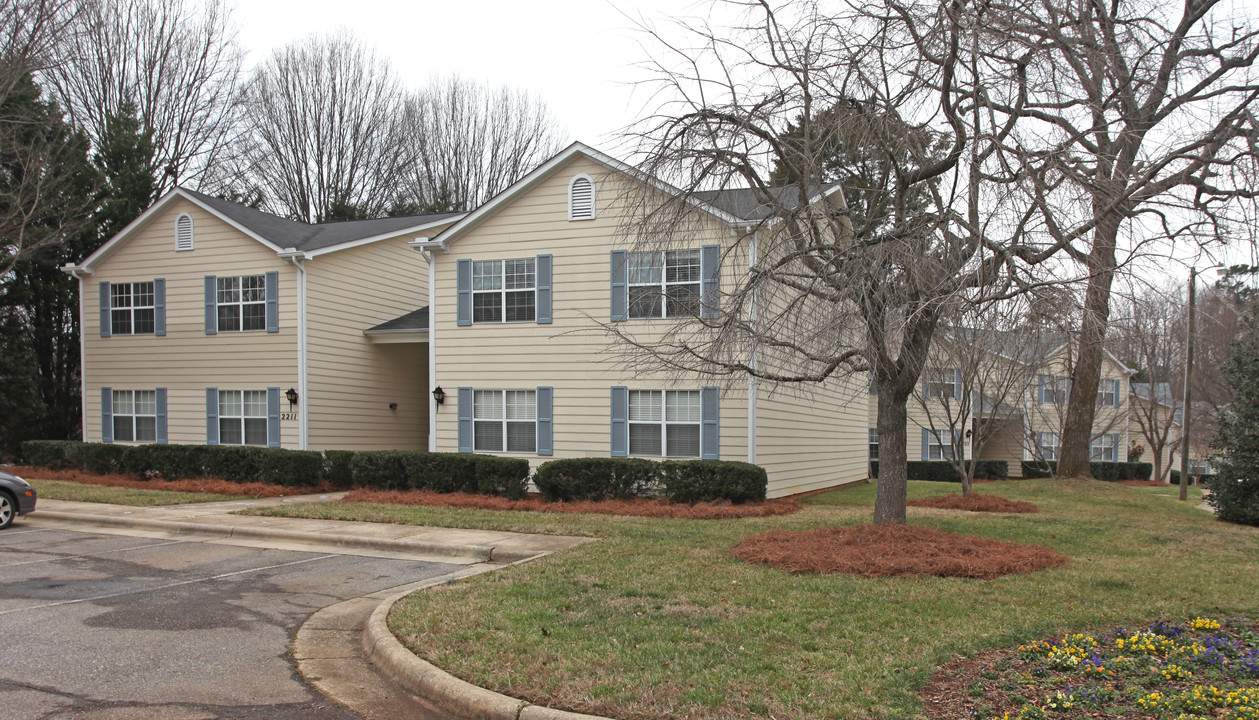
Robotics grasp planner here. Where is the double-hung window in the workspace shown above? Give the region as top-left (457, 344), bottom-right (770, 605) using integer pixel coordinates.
top-left (473, 390), bottom-right (537, 452)
top-left (923, 368), bottom-right (958, 400)
top-left (627, 250), bottom-right (701, 319)
top-left (869, 428), bottom-right (879, 460)
top-left (1096, 379), bottom-right (1118, 406)
top-left (628, 390), bottom-right (701, 457)
top-left (217, 275), bottom-right (266, 332)
top-left (473, 259), bottom-right (535, 323)
top-left (1039, 375), bottom-right (1070, 404)
top-left (1038, 431), bottom-right (1061, 461)
top-left (1090, 433), bottom-right (1118, 461)
top-left (110, 282), bottom-right (155, 335)
top-left (925, 430), bottom-right (955, 460)
top-left (112, 390), bottom-right (156, 442)
top-left (219, 390), bottom-right (268, 446)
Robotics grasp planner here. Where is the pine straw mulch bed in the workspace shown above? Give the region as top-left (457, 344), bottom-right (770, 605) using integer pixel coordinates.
top-left (1118, 479), bottom-right (1171, 487)
top-left (907, 492), bottom-right (1039, 514)
top-left (731, 524), bottom-right (1068, 579)
top-left (7, 466), bottom-right (336, 498)
top-left (340, 488), bottom-right (803, 519)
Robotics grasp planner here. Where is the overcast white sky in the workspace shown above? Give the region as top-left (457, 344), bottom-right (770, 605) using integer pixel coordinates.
top-left (232, 0), bottom-right (694, 150)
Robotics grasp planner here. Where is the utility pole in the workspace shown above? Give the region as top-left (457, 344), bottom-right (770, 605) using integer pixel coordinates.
top-left (1180, 268), bottom-right (1196, 502)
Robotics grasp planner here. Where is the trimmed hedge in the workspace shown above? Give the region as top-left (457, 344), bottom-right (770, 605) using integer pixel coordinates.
top-left (20, 440), bottom-right (79, 469)
top-left (659, 460), bottom-right (767, 503)
top-left (869, 460), bottom-right (1008, 482)
top-left (533, 457), bottom-right (658, 501)
top-left (322, 450), bottom-right (355, 487)
top-left (532, 457), bottom-right (767, 504)
top-left (351, 449), bottom-right (528, 498)
top-left (1020, 460), bottom-right (1153, 481)
top-left (1206, 473), bottom-right (1259, 526)
top-left (1170, 470), bottom-right (1216, 485)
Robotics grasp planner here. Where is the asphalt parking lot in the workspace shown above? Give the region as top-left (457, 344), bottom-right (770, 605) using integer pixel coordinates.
top-left (0, 526), bottom-right (464, 719)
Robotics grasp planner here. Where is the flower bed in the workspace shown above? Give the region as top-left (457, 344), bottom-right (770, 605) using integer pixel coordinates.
top-left (924, 616), bottom-right (1259, 719)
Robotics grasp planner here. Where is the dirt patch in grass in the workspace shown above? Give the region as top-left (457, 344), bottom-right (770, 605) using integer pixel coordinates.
top-left (341, 488), bottom-right (803, 519)
top-left (9, 465), bottom-right (333, 498)
top-left (731, 524), bottom-right (1068, 579)
top-left (1118, 479), bottom-right (1168, 487)
top-left (907, 493), bottom-right (1039, 513)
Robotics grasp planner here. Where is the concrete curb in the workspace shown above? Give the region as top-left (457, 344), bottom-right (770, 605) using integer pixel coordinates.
top-left (31, 510), bottom-right (538, 563)
top-left (364, 586), bottom-right (613, 720)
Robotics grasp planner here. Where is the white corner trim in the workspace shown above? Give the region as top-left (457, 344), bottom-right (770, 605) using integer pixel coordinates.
top-left (425, 250), bottom-right (437, 452)
top-left (305, 215), bottom-right (467, 258)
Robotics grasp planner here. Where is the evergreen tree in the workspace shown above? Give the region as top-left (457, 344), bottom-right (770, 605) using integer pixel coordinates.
top-left (94, 102), bottom-right (157, 242)
top-left (1207, 311), bottom-right (1259, 526)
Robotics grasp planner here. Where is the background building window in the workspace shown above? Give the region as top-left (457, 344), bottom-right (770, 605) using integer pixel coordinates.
top-left (1090, 433), bottom-right (1118, 461)
top-left (112, 390), bottom-right (156, 442)
top-left (219, 390), bottom-right (268, 445)
top-left (472, 259), bottom-right (535, 323)
top-left (110, 282), bottom-right (155, 335)
top-left (869, 428), bottom-right (879, 459)
top-left (217, 275), bottom-right (266, 331)
top-left (628, 389), bottom-right (700, 457)
top-left (627, 250), bottom-right (701, 319)
top-left (473, 390), bottom-right (537, 452)
top-left (923, 368), bottom-right (958, 399)
top-left (926, 430), bottom-right (955, 460)
top-left (1038, 431), bottom-right (1061, 461)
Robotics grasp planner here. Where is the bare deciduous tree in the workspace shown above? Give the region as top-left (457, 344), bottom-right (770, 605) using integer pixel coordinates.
top-left (613, 0), bottom-right (1075, 524)
top-left (232, 31), bottom-right (411, 223)
top-left (974, 0), bottom-right (1259, 478)
top-left (44, 0), bottom-right (242, 192)
top-left (398, 76), bottom-right (565, 212)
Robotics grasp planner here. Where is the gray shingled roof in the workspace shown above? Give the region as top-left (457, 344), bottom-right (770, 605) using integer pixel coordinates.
top-left (366, 307), bottom-right (429, 333)
top-left (180, 188), bottom-right (461, 253)
top-left (693, 185), bottom-right (832, 221)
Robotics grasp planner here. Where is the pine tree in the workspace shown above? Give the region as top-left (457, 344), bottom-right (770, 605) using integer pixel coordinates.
top-left (94, 101), bottom-right (158, 242)
top-left (1207, 311), bottom-right (1259, 526)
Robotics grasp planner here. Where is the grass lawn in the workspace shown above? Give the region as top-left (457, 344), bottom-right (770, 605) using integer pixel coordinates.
top-left (1133, 483), bottom-right (1207, 502)
top-left (240, 479), bottom-right (1259, 720)
top-left (29, 477), bottom-right (253, 506)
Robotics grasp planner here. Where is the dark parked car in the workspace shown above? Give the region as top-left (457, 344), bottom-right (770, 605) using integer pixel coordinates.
top-left (0, 469), bottom-right (37, 529)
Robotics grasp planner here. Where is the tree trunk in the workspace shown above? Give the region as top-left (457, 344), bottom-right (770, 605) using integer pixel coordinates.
top-left (1058, 215), bottom-right (1121, 478)
top-left (874, 388), bottom-right (910, 525)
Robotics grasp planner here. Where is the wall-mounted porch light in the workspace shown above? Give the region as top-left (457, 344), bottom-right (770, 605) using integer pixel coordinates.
top-left (432, 386), bottom-right (446, 410)
top-left (285, 387), bottom-right (299, 409)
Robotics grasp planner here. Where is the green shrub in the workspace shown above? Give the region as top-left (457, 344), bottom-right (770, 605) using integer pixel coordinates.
top-left (533, 457), bottom-right (658, 501)
top-left (351, 450), bottom-right (411, 490)
top-left (870, 460), bottom-right (1008, 482)
top-left (322, 450), bottom-right (356, 487)
top-left (1022, 460), bottom-right (1055, 479)
top-left (255, 448), bottom-right (324, 487)
top-left (473, 455), bottom-right (530, 499)
top-left (68, 442), bottom-right (128, 474)
top-left (203, 446), bottom-right (266, 482)
top-left (1020, 460), bottom-right (1152, 481)
top-left (21, 440), bottom-right (78, 469)
top-left (659, 460), bottom-right (767, 504)
top-left (399, 452), bottom-right (476, 492)
top-left (1206, 472), bottom-right (1259, 526)
top-left (124, 444), bottom-right (215, 479)
top-left (1170, 470), bottom-right (1216, 485)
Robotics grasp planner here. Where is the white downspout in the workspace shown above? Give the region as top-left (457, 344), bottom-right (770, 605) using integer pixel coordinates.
top-left (279, 250), bottom-right (308, 449)
top-left (63, 266), bottom-right (91, 441)
top-left (747, 228), bottom-right (758, 465)
top-left (423, 247), bottom-right (437, 452)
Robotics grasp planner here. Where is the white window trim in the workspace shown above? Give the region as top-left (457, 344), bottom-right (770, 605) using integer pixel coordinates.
top-left (175, 212), bottom-right (194, 251)
top-left (1096, 379), bottom-right (1117, 406)
top-left (627, 249), bottom-right (702, 320)
top-left (111, 281), bottom-right (156, 335)
top-left (1039, 431), bottom-right (1060, 461)
top-left (868, 428), bottom-right (879, 460)
top-left (472, 259), bottom-right (536, 323)
top-left (219, 389), bottom-right (268, 446)
top-left (112, 389), bottom-right (157, 443)
top-left (1090, 434), bottom-right (1117, 461)
top-left (472, 389), bottom-right (537, 453)
top-left (217, 274), bottom-right (267, 332)
top-left (926, 430), bottom-right (956, 460)
top-left (627, 389), bottom-right (702, 458)
top-left (568, 174), bottom-right (595, 221)
top-left (923, 368), bottom-right (957, 400)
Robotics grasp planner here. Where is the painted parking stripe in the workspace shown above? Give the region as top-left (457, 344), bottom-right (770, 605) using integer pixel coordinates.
top-left (0, 554), bottom-right (336, 616)
top-left (0, 539), bottom-right (188, 567)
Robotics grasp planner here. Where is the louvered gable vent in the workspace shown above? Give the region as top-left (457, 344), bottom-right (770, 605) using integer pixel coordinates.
top-left (175, 213), bottom-right (194, 251)
top-left (569, 175), bottom-right (595, 220)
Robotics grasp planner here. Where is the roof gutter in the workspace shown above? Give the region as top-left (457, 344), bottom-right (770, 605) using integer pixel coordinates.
top-left (277, 249), bottom-right (309, 450)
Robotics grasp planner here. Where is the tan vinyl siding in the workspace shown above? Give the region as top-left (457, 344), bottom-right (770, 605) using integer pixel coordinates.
top-left (304, 236), bottom-right (440, 450)
top-left (977, 418), bottom-right (1027, 474)
top-left (83, 198), bottom-right (298, 446)
top-left (432, 155), bottom-right (867, 496)
top-left (755, 379), bottom-right (867, 496)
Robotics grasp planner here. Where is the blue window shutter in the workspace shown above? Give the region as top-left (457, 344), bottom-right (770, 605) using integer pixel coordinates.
top-left (204, 276), bottom-right (217, 335)
top-left (154, 278), bottom-right (166, 336)
top-left (1112, 433), bottom-right (1120, 461)
top-left (536, 386), bottom-right (553, 456)
top-left (954, 368), bottom-right (962, 399)
top-left (610, 386), bottom-right (628, 456)
top-left (206, 388), bottom-right (219, 445)
top-left (155, 388), bottom-right (168, 444)
top-left (1113, 379), bottom-right (1121, 407)
top-left (456, 259), bottom-right (472, 326)
top-left (101, 387), bottom-right (113, 443)
top-left (457, 387), bottom-right (473, 452)
top-left (610, 250), bottom-right (627, 322)
top-left (265, 271), bottom-right (279, 333)
top-left (267, 387), bottom-right (281, 447)
top-left (99, 282), bottom-right (111, 338)
top-left (921, 428), bottom-right (929, 461)
top-left (700, 244), bottom-right (720, 319)
top-left (1036, 431), bottom-right (1043, 453)
top-left (701, 386), bottom-right (720, 459)
top-left (1037, 375), bottom-right (1046, 404)
top-left (536, 254), bottom-right (553, 324)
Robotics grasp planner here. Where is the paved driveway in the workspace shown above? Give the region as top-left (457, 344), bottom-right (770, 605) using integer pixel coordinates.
top-left (0, 526), bottom-right (464, 719)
